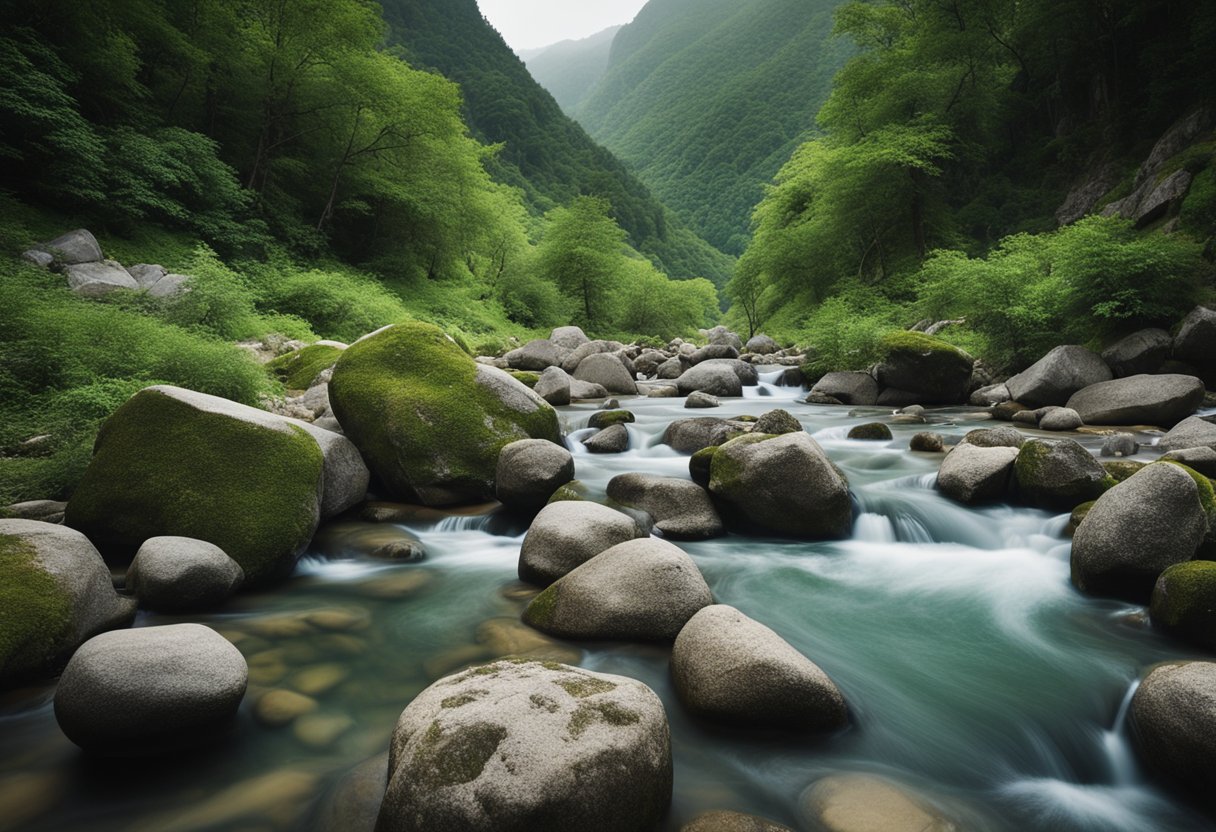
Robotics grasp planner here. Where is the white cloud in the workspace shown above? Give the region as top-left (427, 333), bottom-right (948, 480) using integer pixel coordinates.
top-left (478, 0), bottom-right (649, 51)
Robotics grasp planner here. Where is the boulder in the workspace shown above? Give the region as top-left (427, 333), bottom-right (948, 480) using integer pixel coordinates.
top-left (1102, 329), bottom-right (1172, 377)
top-left (40, 229), bottom-right (102, 264)
top-left (847, 423), bottom-right (892, 441)
top-left (561, 340), bottom-right (624, 374)
top-left (606, 474), bottom-right (723, 540)
top-left (970, 383), bottom-right (1010, 407)
top-left (550, 326), bottom-right (590, 351)
top-left (1065, 374), bottom-right (1204, 427)
top-left (746, 335), bottom-right (781, 355)
top-left (810, 372), bottom-right (879, 406)
top-left (682, 812), bottom-right (793, 832)
top-left (657, 357), bottom-right (687, 379)
top-left (709, 433), bottom-right (852, 539)
top-left (1006, 346), bottom-right (1112, 408)
top-left (1071, 463), bottom-right (1209, 601)
top-left (295, 420), bottom-right (371, 518)
top-left (663, 418), bottom-right (741, 454)
top-left (874, 332), bottom-right (973, 404)
top-left (1039, 408), bottom-right (1083, 431)
top-left (523, 538), bottom-right (712, 641)
top-left (1162, 447), bottom-right (1216, 478)
top-left (2, 500), bottom-right (67, 523)
top-left (937, 445), bottom-right (1018, 505)
top-left (992, 401), bottom-right (1028, 421)
top-left (0, 520), bottom-right (136, 687)
top-left (960, 427), bottom-right (1025, 449)
top-left (328, 323), bottom-right (560, 506)
top-left (1159, 416), bottom-right (1216, 452)
top-left (495, 440), bottom-right (575, 512)
top-left (686, 391), bottom-right (721, 409)
top-left (677, 364), bottom-right (743, 398)
top-left (910, 432), bottom-right (945, 453)
top-left (1130, 661), bottom-right (1216, 796)
top-left (268, 343), bottom-right (346, 390)
top-left (126, 537), bottom-right (244, 612)
top-left (65, 386), bottom-right (329, 585)
top-left (776, 368), bottom-right (805, 387)
top-left (690, 344), bottom-right (740, 364)
top-left (1151, 561), bottom-right (1216, 649)
top-left (570, 379), bottom-right (609, 400)
top-left (1174, 307), bottom-right (1216, 370)
top-left (753, 409), bottom-right (802, 436)
top-left (672, 605), bottom-right (848, 731)
top-left (54, 624), bottom-right (247, 755)
top-left (64, 260), bottom-right (139, 297)
top-left (800, 775), bottom-right (959, 832)
top-left (574, 353), bottom-right (638, 396)
top-left (701, 358), bottom-right (759, 387)
top-left (587, 410), bottom-right (634, 430)
top-left (534, 367), bottom-right (572, 406)
top-left (22, 249), bottom-right (53, 268)
top-left (583, 424), bottom-right (629, 454)
top-left (1101, 434), bottom-right (1140, 457)
top-left (1013, 439), bottom-right (1112, 511)
top-left (376, 659), bottom-right (671, 832)
top-left (505, 339), bottom-right (563, 371)
top-left (633, 349), bottom-right (668, 378)
top-left (705, 326), bottom-right (743, 351)
top-left (127, 263), bottom-right (167, 288)
top-left (518, 502), bottom-right (645, 586)
top-left (146, 273), bottom-right (190, 298)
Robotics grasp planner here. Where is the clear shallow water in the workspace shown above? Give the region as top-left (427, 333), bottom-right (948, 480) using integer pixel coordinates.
top-left (0, 375), bottom-right (1210, 831)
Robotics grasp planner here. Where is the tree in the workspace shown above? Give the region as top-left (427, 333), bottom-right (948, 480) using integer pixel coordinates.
top-left (535, 196), bottom-right (627, 326)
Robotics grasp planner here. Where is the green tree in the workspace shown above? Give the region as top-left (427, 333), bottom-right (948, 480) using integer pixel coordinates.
top-left (535, 197), bottom-right (627, 326)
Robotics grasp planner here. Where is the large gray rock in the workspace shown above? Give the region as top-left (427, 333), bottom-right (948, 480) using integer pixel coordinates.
top-left (574, 353), bottom-right (638, 395)
top-left (709, 434), bottom-right (852, 539)
top-left (561, 340), bottom-right (624, 374)
top-left (376, 659), bottom-right (671, 832)
top-left (937, 445), bottom-right (1018, 505)
top-left (705, 326), bottom-right (743, 351)
top-left (126, 537), bottom-right (244, 612)
top-left (583, 424), bottom-right (629, 454)
top-left (746, 334), bottom-right (781, 355)
top-left (677, 363), bottom-right (743, 398)
top-left (41, 229), bottom-right (102, 264)
top-left (633, 349), bottom-right (669, 378)
top-left (550, 326), bottom-right (590, 351)
top-left (1160, 416), bottom-right (1216, 452)
top-left (1013, 439), bottom-right (1112, 511)
top-left (0, 520), bottom-right (136, 687)
top-left (1065, 374), bottom-right (1204, 427)
top-left (663, 418), bottom-right (741, 454)
top-left (657, 357), bottom-right (687, 379)
top-left (701, 358), bottom-right (759, 386)
top-left (970, 383), bottom-right (1010, 407)
top-left (1174, 307), bottom-right (1216, 370)
top-left (570, 378), bottom-right (609, 400)
top-left (1101, 329), bottom-right (1172, 377)
top-left (54, 623), bottom-right (247, 755)
top-left (287, 416), bottom-right (370, 518)
top-left (753, 409), bottom-right (802, 436)
top-left (534, 366), bottom-right (572, 406)
top-left (1039, 407), bottom-right (1083, 431)
top-left (64, 260), bottom-right (140, 297)
top-left (1161, 447), bottom-right (1216, 478)
top-left (1130, 661), bottom-right (1216, 796)
top-left (1071, 463), bottom-right (1208, 601)
top-left (874, 334), bottom-right (973, 404)
top-left (523, 538), bottom-right (712, 641)
top-left (1006, 346), bottom-right (1112, 408)
top-left (127, 263), bottom-right (168, 289)
top-left (810, 372), bottom-right (878, 406)
top-left (518, 502), bottom-right (645, 586)
top-left (685, 391), bottom-right (721, 409)
top-left (960, 426), bottom-right (1025, 449)
top-left (146, 272), bottom-right (191, 299)
top-left (800, 775), bottom-right (960, 832)
top-left (505, 339), bottom-right (563, 371)
top-left (606, 474), bottom-right (723, 540)
top-left (495, 439), bottom-right (574, 511)
top-left (690, 344), bottom-right (740, 364)
top-left (672, 605), bottom-right (848, 731)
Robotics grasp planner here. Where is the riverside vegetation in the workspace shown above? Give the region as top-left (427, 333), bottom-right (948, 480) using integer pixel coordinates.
top-left (2, 1), bottom-right (1216, 831)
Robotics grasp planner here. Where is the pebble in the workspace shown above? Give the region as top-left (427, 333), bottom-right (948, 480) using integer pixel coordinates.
top-left (254, 689), bottom-right (319, 728)
top-left (293, 713), bottom-right (355, 749)
top-left (290, 663), bottom-right (350, 697)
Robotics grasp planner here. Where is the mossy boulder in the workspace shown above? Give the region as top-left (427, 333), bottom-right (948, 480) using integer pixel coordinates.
top-left (847, 422), bottom-right (893, 441)
top-left (0, 520), bottom-right (136, 687)
top-left (66, 386), bottom-right (326, 586)
top-left (689, 446), bottom-right (718, 487)
top-left (1151, 561), bottom-right (1216, 649)
top-left (507, 370), bottom-right (541, 388)
top-left (875, 332), bottom-right (974, 404)
top-left (268, 344), bottom-right (345, 390)
top-left (1103, 459), bottom-right (1147, 482)
top-left (329, 322), bottom-right (560, 505)
top-left (377, 659), bottom-right (672, 832)
top-left (588, 410), bottom-right (635, 430)
top-left (1013, 439), bottom-right (1114, 511)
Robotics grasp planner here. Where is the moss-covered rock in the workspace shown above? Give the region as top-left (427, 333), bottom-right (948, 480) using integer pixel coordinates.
top-left (1103, 460), bottom-right (1148, 483)
top-left (0, 520), bottom-right (135, 687)
top-left (1013, 439), bottom-right (1115, 511)
top-left (66, 386), bottom-right (325, 585)
top-left (588, 410), bottom-right (635, 430)
top-left (1151, 562), bottom-right (1216, 649)
top-left (328, 322), bottom-right (560, 505)
top-left (847, 422), bottom-right (893, 441)
top-left (689, 446), bottom-right (718, 487)
top-left (267, 344), bottom-right (344, 390)
top-left (507, 370), bottom-right (540, 388)
top-left (875, 331), bottom-right (974, 404)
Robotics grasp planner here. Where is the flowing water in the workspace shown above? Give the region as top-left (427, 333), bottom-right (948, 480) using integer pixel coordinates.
top-left (1, 373), bottom-right (1212, 831)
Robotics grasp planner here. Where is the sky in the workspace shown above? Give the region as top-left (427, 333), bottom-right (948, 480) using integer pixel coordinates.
top-left (478, 0), bottom-right (649, 52)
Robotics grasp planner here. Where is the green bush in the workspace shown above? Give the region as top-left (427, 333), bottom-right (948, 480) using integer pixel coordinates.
top-left (797, 293), bottom-right (900, 378)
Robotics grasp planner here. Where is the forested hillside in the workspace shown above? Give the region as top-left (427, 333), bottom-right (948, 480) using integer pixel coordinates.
top-left (379, 0), bottom-right (733, 286)
top-left (574, 0), bottom-right (849, 254)
top-left (521, 26), bottom-right (621, 115)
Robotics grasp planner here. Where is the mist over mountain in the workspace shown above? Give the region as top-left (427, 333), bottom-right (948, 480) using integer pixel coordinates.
top-left (522, 26), bottom-right (622, 114)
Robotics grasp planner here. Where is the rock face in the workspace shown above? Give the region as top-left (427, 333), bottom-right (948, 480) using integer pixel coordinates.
top-left (1151, 561), bottom-right (1216, 649)
top-left (376, 659), bottom-right (671, 832)
top-left (518, 502), bottom-right (645, 586)
top-left (54, 624), bottom-right (247, 755)
top-left (800, 775), bottom-right (959, 832)
top-left (64, 260), bottom-right (140, 297)
top-left (126, 537), bottom-right (244, 613)
top-left (1159, 416), bottom-right (1216, 452)
top-left (574, 353), bottom-right (638, 395)
top-left (606, 474), bottom-right (723, 540)
top-left (495, 440), bottom-right (575, 512)
top-left (0, 520), bottom-right (136, 687)
top-left (1130, 661), bottom-right (1216, 796)
top-left (66, 386), bottom-right (331, 585)
top-left (937, 445), bottom-right (1018, 505)
top-left (709, 434), bottom-right (852, 539)
top-left (1174, 306), bottom-right (1216, 370)
top-left (1102, 329), bottom-right (1172, 377)
top-left (1065, 374), bottom-right (1204, 427)
top-left (1006, 346), bottom-right (1112, 408)
top-left (810, 372), bottom-right (879, 406)
top-left (677, 363), bottom-right (743, 398)
top-left (663, 418), bottom-right (740, 454)
top-left (523, 538), bottom-right (712, 641)
top-left (1071, 463), bottom-right (1209, 601)
top-left (672, 605), bottom-right (848, 731)
top-left (874, 332), bottom-right (973, 404)
top-left (1013, 439), bottom-right (1112, 511)
top-left (329, 323), bottom-right (560, 506)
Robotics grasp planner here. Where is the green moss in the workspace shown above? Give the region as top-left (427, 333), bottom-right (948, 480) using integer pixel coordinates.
top-left (588, 410), bottom-right (635, 430)
top-left (1103, 460), bottom-right (1147, 483)
top-left (441, 693), bottom-right (482, 709)
top-left (267, 344), bottom-right (343, 390)
top-left (546, 483), bottom-right (587, 504)
top-left (567, 701), bottom-right (640, 739)
top-left (1160, 461), bottom-right (1216, 518)
top-left (881, 330), bottom-right (965, 356)
top-left (556, 676), bottom-right (616, 698)
top-left (529, 693), bottom-right (559, 713)
top-left (64, 388), bottom-right (324, 585)
top-left (1013, 439), bottom-right (1114, 511)
top-left (0, 533), bottom-right (73, 679)
top-left (507, 370), bottom-right (540, 388)
top-left (523, 585), bottom-right (559, 629)
top-left (1150, 561), bottom-right (1216, 649)
top-left (847, 422), bottom-right (893, 441)
top-left (328, 322), bottom-right (559, 505)
top-left (410, 721), bottom-right (506, 789)
top-left (708, 433), bottom-right (775, 491)
top-left (689, 446), bottom-right (717, 487)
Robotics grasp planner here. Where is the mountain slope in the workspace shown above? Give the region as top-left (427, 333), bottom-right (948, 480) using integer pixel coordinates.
top-left (378, 0), bottom-right (732, 285)
top-left (576, 0), bottom-right (849, 254)
top-left (522, 26), bottom-right (621, 114)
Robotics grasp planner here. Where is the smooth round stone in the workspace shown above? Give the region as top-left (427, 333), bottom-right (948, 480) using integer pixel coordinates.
top-left (126, 536), bottom-right (244, 612)
top-left (255, 689), bottom-right (319, 728)
top-left (800, 775), bottom-right (959, 832)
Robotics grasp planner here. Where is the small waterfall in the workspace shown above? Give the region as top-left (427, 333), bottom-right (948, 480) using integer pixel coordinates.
top-left (434, 514), bottom-right (495, 533)
top-left (1103, 681), bottom-right (1140, 787)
